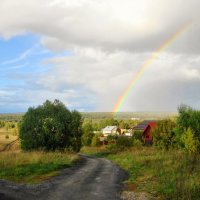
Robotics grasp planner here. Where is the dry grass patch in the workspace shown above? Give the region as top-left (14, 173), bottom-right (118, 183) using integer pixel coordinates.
top-left (0, 151), bottom-right (80, 184)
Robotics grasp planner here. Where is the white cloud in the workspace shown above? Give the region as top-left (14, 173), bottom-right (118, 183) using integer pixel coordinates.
top-left (0, 0), bottom-right (200, 111)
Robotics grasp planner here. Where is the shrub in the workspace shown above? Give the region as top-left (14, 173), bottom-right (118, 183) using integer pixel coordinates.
top-left (81, 122), bottom-right (94, 146)
top-left (132, 139), bottom-right (143, 147)
top-left (107, 135), bottom-right (117, 144)
top-left (5, 135), bottom-right (9, 139)
top-left (182, 128), bottom-right (199, 153)
top-left (116, 136), bottom-right (132, 149)
top-left (176, 105), bottom-right (200, 152)
top-left (153, 119), bottom-right (176, 150)
top-left (19, 99), bottom-right (82, 152)
top-left (133, 130), bottom-right (143, 141)
top-left (91, 135), bottom-right (101, 147)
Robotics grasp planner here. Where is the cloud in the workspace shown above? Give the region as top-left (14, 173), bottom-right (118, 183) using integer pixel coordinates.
top-left (0, 0), bottom-right (200, 112)
top-left (0, 0), bottom-right (200, 53)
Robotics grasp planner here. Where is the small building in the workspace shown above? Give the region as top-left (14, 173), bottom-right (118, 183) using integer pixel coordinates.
top-left (120, 129), bottom-right (133, 137)
top-left (102, 126), bottom-right (121, 137)
top-left (133, 120), bottom-right (157, 145)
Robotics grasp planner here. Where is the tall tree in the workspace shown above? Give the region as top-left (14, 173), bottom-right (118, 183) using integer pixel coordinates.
top-left (19, 99), bottom-right (82, 151)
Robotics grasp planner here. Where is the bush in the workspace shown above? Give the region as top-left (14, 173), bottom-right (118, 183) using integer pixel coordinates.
top-left (19, 99), bottom-right (82, 152)
top-left (182, 128), bottom-right (199, 153)
top-left (176, 105), bottom-right (200, 152)
top-left (132, 139), bottom-right (143, 147)
top-left (116, 136), bottom-right (132, 149)
top-left (5, 135), bottom-right (9, 139)
top-left (153, 119), bottom-right (176, 150)
top-left (107, 135), bottom-right (117, 144)
top-left (91, 135), bottom-right (101, 147)
top-left (81, 122), bottom-right (94, 146)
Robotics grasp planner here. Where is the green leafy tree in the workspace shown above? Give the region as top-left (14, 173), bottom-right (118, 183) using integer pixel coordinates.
top-left (153, 119), bottom-right (176, 150)
top-left (181, 128), bottom-right (199, 153)
top-left (19, 99), bottom-right (82, 151)
top-left (81, 121), bottom-right (94, 146)
top-left (91, 135), bottom-right (101, 147)
top-left (176, 105), bottom-right (200, 152)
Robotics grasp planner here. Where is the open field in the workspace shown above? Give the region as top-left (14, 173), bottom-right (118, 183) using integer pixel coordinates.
top-left (0, 128), bottom-right (18, 151)
top-left (0, 151), bottom-right (79, 184)
top-left (0, 114), bottom-right (23, 121)
top-left (81, 147), bottom-right (200, 200)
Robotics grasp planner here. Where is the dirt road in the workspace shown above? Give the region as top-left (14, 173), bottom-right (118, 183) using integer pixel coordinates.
top-left (0, 155), bottom-right (127, 200)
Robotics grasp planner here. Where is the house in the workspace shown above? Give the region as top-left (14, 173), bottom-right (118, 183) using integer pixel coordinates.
top-left (120, 129), bottom-right (133, 137)
top-left (102, 126), bottom-right (121, 137)
top-left (133, 120), bottom-right (157, 145)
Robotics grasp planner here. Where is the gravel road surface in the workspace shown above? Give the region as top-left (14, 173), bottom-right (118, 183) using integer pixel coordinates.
top-left (0, 155), bottom-right (128, 200)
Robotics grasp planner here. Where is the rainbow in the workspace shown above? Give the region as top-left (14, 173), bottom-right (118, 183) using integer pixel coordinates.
top-left (113, 22), bottom-right (193, 113)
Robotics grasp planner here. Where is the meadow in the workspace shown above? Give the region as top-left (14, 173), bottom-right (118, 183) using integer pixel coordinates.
top-left (0, 116), bottom-right (79, 184)
top-left (0, 127), bottom-right (18, 151)
top-left (81, 146), bottom-right (200, 200)
top-left (0, 151), bottom-right (79, 184)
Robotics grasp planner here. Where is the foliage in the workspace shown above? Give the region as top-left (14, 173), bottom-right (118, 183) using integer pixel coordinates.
top-left (116, 136), bottom-right (132, 149)
top-left (181, 128), bottom-right (199, 153)
top-left (176, 105), bottom-right (200, 152)
top-left (118, 119), bottom-right (130, 129)
top-left (81, 121), bottom-right (94, 146)
top-left (132, 139), bottom-right (143, 147)
top-left (0, 151), bottom-right (79, 183)
top-left (153, 119), bottom-right (176, 150)
top-left (107, 134), bottom-right (117, 144)
top-left (106, 148), bottom-right (200, 200)
top-left (133, 130), bottom-right (143, 141)
top-left (5, 135), bottom-right (9, 139)
top-left (19, 99), bottom-right (82, 152)
top-left (91, 135), bottom-right (101, 147)
top-left (0, 121), bottom-right (5, 128)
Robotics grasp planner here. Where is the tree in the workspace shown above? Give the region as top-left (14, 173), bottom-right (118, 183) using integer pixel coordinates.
top-left (19, 99), bottom-right (82, 152)
top-left (81, 121), bottom-right (94, 146)
top-left (91, 135), bottom-right (101, 147)
top-left (153, 119), bottom-right (176, 150)
top-left (176, 105), bottom-right (200, 152)
top-left (181, 128), bottom-right (199, 153)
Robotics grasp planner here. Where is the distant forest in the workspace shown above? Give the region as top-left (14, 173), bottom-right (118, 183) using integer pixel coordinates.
top-left (0, 111), bottom-right (177, 122)
top-left (81, 112), bottom-right (177, 120)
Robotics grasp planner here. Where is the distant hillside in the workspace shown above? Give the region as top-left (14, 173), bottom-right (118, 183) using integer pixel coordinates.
top-left (81, 112), bottom-right (177, 120)
top-left (0, 113), bottom-right (23, 121)
top-left (0, 112), bottom-right (177, 121)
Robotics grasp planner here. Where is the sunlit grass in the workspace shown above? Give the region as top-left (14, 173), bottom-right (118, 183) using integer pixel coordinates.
top-left (0, 151), bottom-right (80, 184)
top-left (81, 146), bottom-right (200, 200)
top-left (106, 147), bottom-right (200, 200)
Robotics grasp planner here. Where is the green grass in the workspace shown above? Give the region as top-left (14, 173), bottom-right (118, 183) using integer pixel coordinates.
top-left (0, 151), bottom-right (80, 184)
top-left (81, 146), bottom-right (200, 200)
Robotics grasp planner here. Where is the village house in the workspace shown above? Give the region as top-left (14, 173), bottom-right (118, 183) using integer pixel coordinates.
top-left (101, 126), bottom-right (121, 137)
top-left (133, 120), bottom-right (157, 145)
top-left (120, 128), bottom-right (133, 136)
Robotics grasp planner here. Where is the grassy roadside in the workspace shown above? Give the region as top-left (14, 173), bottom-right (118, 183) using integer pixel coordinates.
top-left (0, 151), bottom-right (80, 184)
top-left (81, 146), bottom-right (200, 200)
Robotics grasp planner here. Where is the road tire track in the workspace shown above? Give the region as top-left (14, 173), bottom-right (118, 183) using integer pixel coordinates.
top-left (0, 155), bottom-right (128, 200)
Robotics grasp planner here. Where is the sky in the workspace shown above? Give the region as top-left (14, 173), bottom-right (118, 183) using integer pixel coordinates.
top-left (0, 0), bottom-right (200, 113)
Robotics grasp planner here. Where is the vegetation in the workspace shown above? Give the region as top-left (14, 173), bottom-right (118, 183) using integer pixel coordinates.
top-left (81, 146), bottom-right (200, 200)
top-left (19, 99), bottom-right (82, 152)
top-left (91, 135), bottom-right (101, 147)
top-left (176, 105), bottom-right (200, 153)
top-left (0, 114), bottom-right (22, 122)
top-left (153, 119), bottom-right (176, 150)
top-left (81, 121), bottom-right (94, 146)
top-left (0, 151), bottom-right (79, 183)
top-left (81, 112), bottom-right (177, 120)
